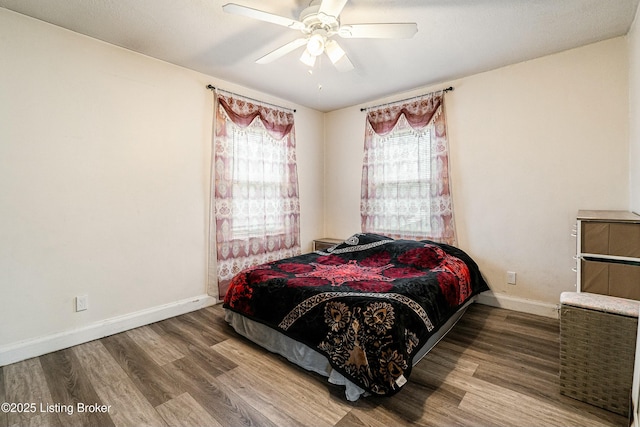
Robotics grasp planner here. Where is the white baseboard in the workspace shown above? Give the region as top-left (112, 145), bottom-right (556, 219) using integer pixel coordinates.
top-left (1, 291), bottom-right (556, 366)
top-left (476, 291), bottom-right (559, 319)
top-left (0, 294), bottom-right (217, 367)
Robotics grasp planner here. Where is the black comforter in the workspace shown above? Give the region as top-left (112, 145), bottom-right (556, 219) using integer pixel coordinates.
top-left (223, 233), bottom-right (488, 396)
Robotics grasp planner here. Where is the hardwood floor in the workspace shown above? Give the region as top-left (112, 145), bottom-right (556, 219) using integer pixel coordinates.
top-left (0, 304), bottom-right (629, 427)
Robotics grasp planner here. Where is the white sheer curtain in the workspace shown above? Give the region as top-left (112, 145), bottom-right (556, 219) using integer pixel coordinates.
top-left (360, 92), bottom-right (456, 245)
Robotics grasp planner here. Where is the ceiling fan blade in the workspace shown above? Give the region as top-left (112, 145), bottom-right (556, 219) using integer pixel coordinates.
top-left (339, 23), bottom-right (418, 39)
top-left (256, 38), bottom-right (308, 64)
top-left (325, 40), bottom-right (354, 72)
top-left (222, 3), bottom-right (305, 30)
top-left (318, 0), bottom-right (348, 19)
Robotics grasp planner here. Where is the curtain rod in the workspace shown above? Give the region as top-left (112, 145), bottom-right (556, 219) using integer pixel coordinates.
top-left (207, 85), bottom-right (296, 113)
top-left (360, 86), bottom-right (454, 112)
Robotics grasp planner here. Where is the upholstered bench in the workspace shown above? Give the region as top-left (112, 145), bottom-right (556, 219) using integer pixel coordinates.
top-left (559, 291), bottom-right (639, 416)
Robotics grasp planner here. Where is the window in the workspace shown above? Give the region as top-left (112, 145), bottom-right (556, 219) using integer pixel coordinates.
top-left (229, 123), bottom-right (288, 238)
top-left (364, 117), bottom-right (432, 237)
top-left (361, 92), bottom-right (456, 244)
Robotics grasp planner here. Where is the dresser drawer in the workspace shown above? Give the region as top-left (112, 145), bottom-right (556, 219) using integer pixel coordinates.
top-left (581, 259), bottom-right (640, 300)
top-left (610, 223), bottom-right (640, 257)
top-left (581, 221), bottom-right (640, 258)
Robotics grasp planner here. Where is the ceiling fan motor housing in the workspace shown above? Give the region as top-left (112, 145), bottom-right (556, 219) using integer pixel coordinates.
top-left (300, 1), bottom-right (340, 36)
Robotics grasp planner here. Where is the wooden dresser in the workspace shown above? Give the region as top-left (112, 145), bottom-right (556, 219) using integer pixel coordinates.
top-left (575, 210), bottom-right (640, 300)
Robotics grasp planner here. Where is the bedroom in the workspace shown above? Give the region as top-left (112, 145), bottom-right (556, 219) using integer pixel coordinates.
top-left (1, 0), bottom-right (640, 425)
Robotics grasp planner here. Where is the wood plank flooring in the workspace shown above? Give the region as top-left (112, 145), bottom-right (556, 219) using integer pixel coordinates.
top-left (0, 304), bottom-right (629, 427)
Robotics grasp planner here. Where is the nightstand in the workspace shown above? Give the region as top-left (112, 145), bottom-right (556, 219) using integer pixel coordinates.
top-left (312, 238), bottom-right (343, 251)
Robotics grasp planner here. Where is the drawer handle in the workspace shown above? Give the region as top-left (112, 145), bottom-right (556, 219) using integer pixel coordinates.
top-left (571, 267), bottom-right (577, 272)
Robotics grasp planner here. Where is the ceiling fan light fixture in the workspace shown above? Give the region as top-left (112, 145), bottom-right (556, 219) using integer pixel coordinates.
top-left (325, 39), bottom-right (345, 63)
top-left (300, 48), bottom-right (317, 67)
top-left (306, 33), bottom-right (326, 56)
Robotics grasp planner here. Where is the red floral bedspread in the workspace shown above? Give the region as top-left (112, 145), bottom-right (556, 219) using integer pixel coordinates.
top-left (223, 233), bottom-right (488, 396)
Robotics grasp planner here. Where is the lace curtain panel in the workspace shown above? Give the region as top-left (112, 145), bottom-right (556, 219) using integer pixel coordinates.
top-left (213, 94), bottom-right (301, 298)
top-left (360, 92), bottom-right (456, 245)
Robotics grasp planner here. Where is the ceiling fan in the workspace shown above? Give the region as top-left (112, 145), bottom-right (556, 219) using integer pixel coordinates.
top-left (222, 0), bottom-right (418, 72)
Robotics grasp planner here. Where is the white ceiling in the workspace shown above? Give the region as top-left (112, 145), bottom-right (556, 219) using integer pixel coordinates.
top-left (1, 0), bottom-right (638, 112)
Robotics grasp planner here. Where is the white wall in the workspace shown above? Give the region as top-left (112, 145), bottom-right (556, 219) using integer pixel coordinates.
top-left (0, 9), bottom-right (324, 361)
top-left (325, 38), bottom-right (629, 309)
top-left (627, 3), bottom-right (640, 425)
top-left (631, 4), bottom-right (640, 215)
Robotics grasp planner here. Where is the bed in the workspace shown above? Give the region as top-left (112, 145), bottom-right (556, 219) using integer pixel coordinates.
top-left (223, 233), bottom-right (489, 400)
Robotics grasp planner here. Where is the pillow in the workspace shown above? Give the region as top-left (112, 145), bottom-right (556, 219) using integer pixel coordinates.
top-left (327, 233), bottom-right (394, 254)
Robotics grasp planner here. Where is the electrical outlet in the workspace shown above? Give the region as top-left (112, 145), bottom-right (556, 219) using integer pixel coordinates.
top-left (507, 271), bottom-right (517, 285)
top-left (76, 295), bottom-right (88, 312)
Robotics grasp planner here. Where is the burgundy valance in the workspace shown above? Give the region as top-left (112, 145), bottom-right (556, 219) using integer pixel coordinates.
top-left (217, 94), bottom-right (294, 140)
top-left (367, 93), bottom-right (442, 135)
